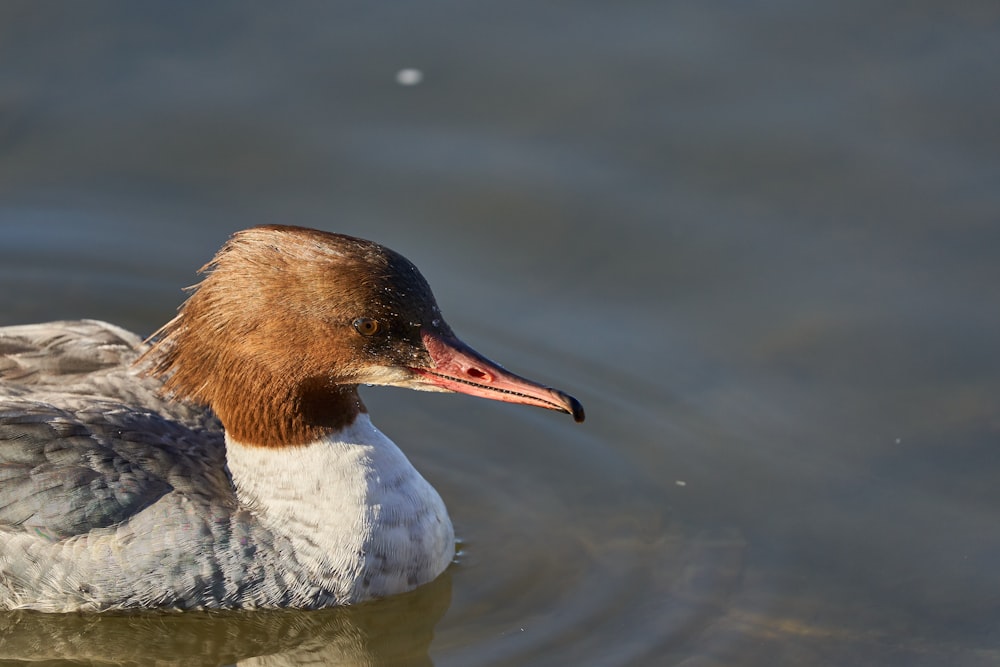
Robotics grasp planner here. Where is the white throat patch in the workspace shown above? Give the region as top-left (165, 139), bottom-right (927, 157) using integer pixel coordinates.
top-left (224, 414), bottom-right (454, 602)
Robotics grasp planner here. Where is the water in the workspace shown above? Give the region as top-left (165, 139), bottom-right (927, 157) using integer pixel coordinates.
top-left (1, 1), bottom-right (999, 664)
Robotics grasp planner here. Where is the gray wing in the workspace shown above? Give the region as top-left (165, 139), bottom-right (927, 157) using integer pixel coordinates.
top-left (0, 404), bottom-right (177, 539)
top-left (0, 320), bottom-right (226, 538)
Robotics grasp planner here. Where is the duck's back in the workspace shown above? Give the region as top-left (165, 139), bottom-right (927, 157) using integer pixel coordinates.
top-left (0, 320), bottom-right (248, 611)
top-left (0, 319), bottom-right (211, 421)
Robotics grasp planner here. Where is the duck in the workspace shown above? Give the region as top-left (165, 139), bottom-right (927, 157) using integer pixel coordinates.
top-left (0, 225), bottom-right (584, 612)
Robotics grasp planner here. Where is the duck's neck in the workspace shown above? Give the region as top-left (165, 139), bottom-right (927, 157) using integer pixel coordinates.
top-left (224, 414), bottom-right (455, 604)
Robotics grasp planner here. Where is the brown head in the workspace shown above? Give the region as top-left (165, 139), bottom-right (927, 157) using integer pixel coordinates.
top-left (140, 225), bottom-right (584, 447)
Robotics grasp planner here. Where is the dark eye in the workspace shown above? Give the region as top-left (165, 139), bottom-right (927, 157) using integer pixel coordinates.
top-left (353, 317), bottom-right (381, 337)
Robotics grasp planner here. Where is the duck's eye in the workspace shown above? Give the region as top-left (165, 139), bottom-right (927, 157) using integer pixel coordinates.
top-left (353, 317), bottom-right (381, 337)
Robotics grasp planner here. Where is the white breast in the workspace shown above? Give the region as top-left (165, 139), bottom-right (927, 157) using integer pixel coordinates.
top-left (224, 414), bottom-right (455, 603)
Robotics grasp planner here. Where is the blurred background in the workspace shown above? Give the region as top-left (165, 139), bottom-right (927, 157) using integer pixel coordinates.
top-left (1, 2), bottom-right (998, 665)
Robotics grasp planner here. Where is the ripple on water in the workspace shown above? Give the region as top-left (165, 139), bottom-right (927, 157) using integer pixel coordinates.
top-left (380, 341), bottom-right (747, 667)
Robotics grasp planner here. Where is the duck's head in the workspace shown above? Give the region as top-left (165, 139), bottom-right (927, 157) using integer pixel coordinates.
top-left (141, 225), bottom-right (584, 446)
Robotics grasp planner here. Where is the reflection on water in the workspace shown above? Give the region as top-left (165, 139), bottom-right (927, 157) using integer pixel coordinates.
top-left (1, 1), bottom-right (999, 665)
top-left (0, 574), bottom-right (450, 665)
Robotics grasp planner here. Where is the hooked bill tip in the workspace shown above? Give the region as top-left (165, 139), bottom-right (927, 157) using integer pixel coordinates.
top-left (567, 396), bottom-right (586, 423)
